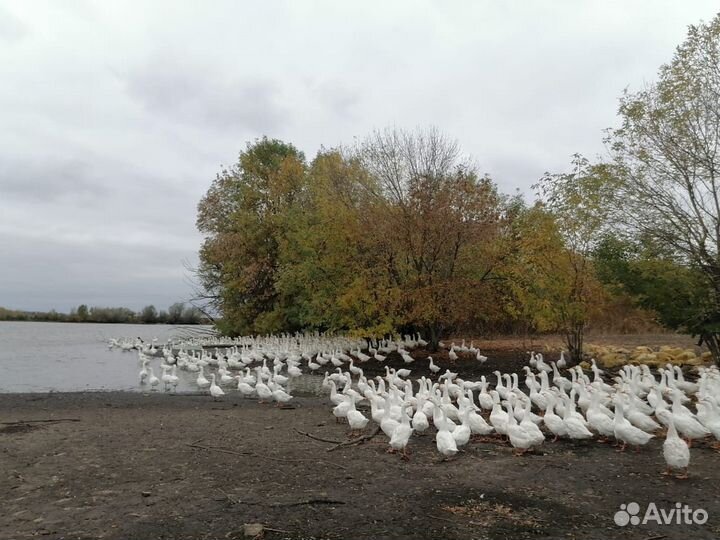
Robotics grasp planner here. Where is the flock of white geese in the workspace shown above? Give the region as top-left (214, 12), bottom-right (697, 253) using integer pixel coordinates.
top-left (114, 333), bottom-right (720, 478)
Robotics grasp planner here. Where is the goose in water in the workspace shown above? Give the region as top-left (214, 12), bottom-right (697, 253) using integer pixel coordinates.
top-left (138, 359), bottom-right (150, 384)
top-left (663, 418), bottom-right (690, 479)
top-left (196, 367), bottom-right (210, 389)
top-left (147, 367), bottom-right (160, 390)
top-left (161, 366), bottom-right (175, 391)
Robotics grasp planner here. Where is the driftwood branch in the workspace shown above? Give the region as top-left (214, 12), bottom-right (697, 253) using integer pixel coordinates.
top-left (327, 426), bottom-right (381, 452)
top-left (270, 498), bottom-right (346, 507)
top-left (219, 489), bottom-right (345, 508)
top-left (187, 442), bottom-right (347, 470)
top-left (293, 428), bottom-right (342, 444)
top-left (1, 418), bottom-right (80, 425)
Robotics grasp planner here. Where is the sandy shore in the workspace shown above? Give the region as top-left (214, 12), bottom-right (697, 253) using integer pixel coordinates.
top-left (2, 390), bottom-right (720, 540)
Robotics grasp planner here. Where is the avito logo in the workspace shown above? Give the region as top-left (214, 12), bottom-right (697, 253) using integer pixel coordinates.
top-left (615, 501), bottom-right (708, 526)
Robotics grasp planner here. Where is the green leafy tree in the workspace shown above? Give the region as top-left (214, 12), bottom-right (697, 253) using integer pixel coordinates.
top-left (197, 137), bottom-right (307, 335)
top-left (526, 156), bottom-right (615, 362)
top-left (607, 14), bottom-right (720, 362)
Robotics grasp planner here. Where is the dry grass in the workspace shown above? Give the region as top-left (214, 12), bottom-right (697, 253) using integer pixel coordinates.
top-left (441, 499), bottom-right (542, 528)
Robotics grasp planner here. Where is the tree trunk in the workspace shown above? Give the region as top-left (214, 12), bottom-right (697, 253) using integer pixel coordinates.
top-left (428, 324), bottom-right (441, 352)
top-left (565, 321), bottom-right (584, 365)
top-left (700, 331), bottom-right (720, 367)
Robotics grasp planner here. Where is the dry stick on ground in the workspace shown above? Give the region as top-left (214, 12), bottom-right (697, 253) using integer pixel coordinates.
top-left (219, 489), bottom-right (345, 508)
top-left (1, 418), bottom-right (81, 425)
top-left (269, 498), bottom-right (346, 507)
top-left (326, 426), bottom-right (381, 452)
top-left (292, 428), bottom-right (343, 445)
top-left (187, 442), bottom-right (347, 470)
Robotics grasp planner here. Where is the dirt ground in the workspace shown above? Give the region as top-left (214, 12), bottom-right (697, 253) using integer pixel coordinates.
top-left (2, 338), bottom-right (719, 540)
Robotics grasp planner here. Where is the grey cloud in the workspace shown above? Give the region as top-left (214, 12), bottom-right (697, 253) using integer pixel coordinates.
top-left (124, 58), bottom-right (285, 132)
top-left (0, 158), bottom-right (108, 203)
top-left (0, 232), bottom-right (197, 312)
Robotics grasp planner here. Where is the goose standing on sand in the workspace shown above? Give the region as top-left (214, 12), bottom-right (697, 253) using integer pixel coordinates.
top-left (389, 405), bottom-right (413, 459)
top-left (428, 356), bottom-right (441, 374)
top-left (663, 418), bottom-right (690, 479)
top-left (433, 405), bottom-right (458, 459)
top-left (254, 369), bottom-right (273, 403)
top-left (234, 376), bottom-right (255, 397)
top-left (613, 403), bottom-right (654, 452)
top-left (411, 396), bottom-right (430, 433)
top-left (346, 396), bottom-right (369, 434)
top-left (505, 401), bottom-right (534, 455)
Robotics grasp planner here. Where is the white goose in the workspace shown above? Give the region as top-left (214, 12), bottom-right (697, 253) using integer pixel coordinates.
top-left (389, 405), bottom-right (413, 459)
top-left (613, 403), bottom-right (654, 451)
top-left (433, 405), bottom-right (458, 459)
top-left (209, 374), bottom-right (225, 400)
top-left (196, 366), bottom-right (210, 389)
top-left (234, 376), bottom-right (255, 397)
top-left (147, 367), bottom-right (160, 389)
top-left (663, 418), bottom-right (690, 479)
top-left (505, 401), bottom-right (535, 455)
top-left (254, 370), bottom-right (273, 403)
top-left (346, 396), bottom-right (369, 434)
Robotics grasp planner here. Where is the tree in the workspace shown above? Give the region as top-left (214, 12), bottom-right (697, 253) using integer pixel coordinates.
top-left (274, 149), bottom-right (396, 335)
top-left (593, 234), bottom-right (706, 330)
top-left (76, 304), bottom-right (89, 321)
top-left (354, 127), bottom-right (511, 348)
top-left (139, 305), bottom-right (158, 324)
top-left (197, 137), bottom-right (307, 335)
top-left (528, 155), bottom-right (614, 362)
top-left (608, 14), bottom-right (720, 362)
top-left (167, 302), bottom-right (186, 324)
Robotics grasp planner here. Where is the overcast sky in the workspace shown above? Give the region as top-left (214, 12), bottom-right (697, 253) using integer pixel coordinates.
top-left (1, 1), bottom-right (717, 312)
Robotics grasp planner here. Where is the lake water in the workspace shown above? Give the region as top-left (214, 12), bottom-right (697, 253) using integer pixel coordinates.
top-left (0, 321), bottom-right (325, 395)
